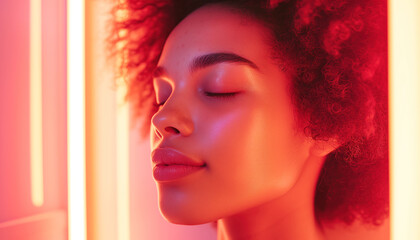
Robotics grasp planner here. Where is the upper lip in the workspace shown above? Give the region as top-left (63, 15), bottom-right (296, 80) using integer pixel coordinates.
top-left (151, 148), bottom-right (206, 167)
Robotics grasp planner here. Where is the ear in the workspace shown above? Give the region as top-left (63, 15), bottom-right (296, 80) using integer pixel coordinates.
top-left (309, 138), bottom-right (341, 157)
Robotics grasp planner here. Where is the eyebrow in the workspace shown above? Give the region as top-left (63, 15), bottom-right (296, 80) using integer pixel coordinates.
top-left (153, 52), bottom-right (259, 78)
top-left (190, 52), bottom-right (259, 72)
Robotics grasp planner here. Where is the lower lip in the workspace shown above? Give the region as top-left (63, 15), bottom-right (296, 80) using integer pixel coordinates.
top-left (153, 164), bottom-right (205, 182)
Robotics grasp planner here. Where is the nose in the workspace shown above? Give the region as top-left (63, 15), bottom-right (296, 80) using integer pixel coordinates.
top-left (151, 100), bottom-right (194, 139)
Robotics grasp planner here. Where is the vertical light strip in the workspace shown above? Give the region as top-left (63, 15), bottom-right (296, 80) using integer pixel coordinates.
top-left (389, 0), bottom-right (420, 240)
top-left (116, 1), bottom-right (131, 237)
top-left (116, 71), bottom-right (130, 240)
top-left (67, 0), bottom-right (86, 239)
top-left (29, 0), bottom-right (44, 207)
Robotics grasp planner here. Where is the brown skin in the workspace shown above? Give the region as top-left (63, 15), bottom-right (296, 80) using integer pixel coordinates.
top-left (151, 4), bottom-right (338, 240)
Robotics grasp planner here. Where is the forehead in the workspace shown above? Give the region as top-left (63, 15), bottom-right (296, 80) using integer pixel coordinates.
top-left (158, 4), bottom-right (273, 70)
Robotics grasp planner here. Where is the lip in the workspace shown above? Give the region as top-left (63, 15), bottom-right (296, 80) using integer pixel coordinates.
top-left (151, 148), bottom-right (206, 182)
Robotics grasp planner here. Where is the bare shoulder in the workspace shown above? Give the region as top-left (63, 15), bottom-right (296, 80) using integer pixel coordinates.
top-left (322, 218), bottom-right (390, 240)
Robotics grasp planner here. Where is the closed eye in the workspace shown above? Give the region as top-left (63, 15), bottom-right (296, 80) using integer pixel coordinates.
top-left (204, 92), bottom-right (239, 98)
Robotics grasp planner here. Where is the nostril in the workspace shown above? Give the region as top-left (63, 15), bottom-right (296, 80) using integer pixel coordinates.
top-left (165, 126), bottom-right (180, 134)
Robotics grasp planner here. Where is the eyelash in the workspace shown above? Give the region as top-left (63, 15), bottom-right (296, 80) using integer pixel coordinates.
top-left (154, 92), bottom-right (238, 107)
top-left (204, 92), bottom-right (239, 99)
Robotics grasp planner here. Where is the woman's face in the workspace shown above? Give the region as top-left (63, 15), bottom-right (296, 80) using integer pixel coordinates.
top-left (151, 4), bottom-right (313, 224)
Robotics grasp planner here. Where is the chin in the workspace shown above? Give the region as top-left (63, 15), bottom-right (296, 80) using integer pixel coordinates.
top-left (159, 201), bottom-right (214, 225)
top-left (156, 184), bottom-right (220, 225)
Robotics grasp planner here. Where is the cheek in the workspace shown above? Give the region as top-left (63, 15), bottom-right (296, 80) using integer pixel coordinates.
top-left (202, 101), bottom-right (306, 197)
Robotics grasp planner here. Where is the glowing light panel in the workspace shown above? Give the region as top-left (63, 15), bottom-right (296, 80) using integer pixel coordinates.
top-left (67, 0), bottom-right (87, 239)
top-left (115, 3), bottom-right (131, 237)
top-left (116, 81), bottom-right (131, 240)
top-left (389, 0), bottom-right (420, 239)
top-left (29, 0), bottom-right (44, 207)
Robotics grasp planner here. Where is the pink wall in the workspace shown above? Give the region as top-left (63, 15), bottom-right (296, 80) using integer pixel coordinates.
top-left (0, 0), bottom-right (36, 222)
top-left (0, 0), bottom-right (67, 238)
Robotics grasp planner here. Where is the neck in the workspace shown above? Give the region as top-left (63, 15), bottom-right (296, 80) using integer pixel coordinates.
top-left (217, 154), bottom-right (326, 240)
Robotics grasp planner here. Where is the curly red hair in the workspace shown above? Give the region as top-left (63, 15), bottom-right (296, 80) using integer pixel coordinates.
top-left (108, 0), bottom-right (388, 225)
